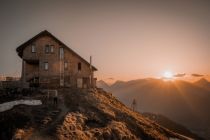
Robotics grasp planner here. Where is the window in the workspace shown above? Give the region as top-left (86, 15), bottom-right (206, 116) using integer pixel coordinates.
top-left (64, 62), bottom-right (68, 69)
top-left (44, 62), bottom-right (48, 70)
top-left (45, 45), bottom-right (50, 53)
top-left (59, 48), bottom-right (64, 59)
top-left (78, 62), bottom-right (81, 71)
top-left (31, 44), bottom-right (36, 53)
top-left (50, 45), bottom-right (54, 53)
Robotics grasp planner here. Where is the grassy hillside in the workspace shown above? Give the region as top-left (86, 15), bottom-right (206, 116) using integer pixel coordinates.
top-left (0, 88), bottom-right (192, 140)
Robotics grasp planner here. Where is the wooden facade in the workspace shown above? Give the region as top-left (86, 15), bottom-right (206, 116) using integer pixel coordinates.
top-left (16, 30), bottom-right (97, 88)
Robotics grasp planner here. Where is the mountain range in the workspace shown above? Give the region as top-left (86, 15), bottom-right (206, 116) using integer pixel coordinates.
top-left (97, 78), bottom-right (210, 139)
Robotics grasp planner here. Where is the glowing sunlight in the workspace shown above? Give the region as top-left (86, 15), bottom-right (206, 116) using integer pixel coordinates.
top-left (163, 71), bottom-right (174, 80)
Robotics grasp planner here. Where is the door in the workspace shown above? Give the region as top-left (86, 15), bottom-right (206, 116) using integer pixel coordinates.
top-left (77, 78), bottom-right (83, 88)
top-left (60, 79), bottom-right (64, 86)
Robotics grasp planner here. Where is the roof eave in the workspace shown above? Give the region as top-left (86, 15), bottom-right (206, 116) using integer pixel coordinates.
top-left (16, 30), bottom-right (98, 70)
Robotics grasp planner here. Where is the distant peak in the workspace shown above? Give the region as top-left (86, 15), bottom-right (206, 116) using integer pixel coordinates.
top-left (97, 80), bottom-right (108, 85)
top-left (112, 80), bottom-right (125, 85)
top-left (197, 78), bottom-right (209, 83)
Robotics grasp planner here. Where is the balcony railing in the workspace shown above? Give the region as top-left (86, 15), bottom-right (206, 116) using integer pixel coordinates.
top-left (23, 52), bottom-right (40, 64)
top-left (26, 72), bottom-right (39, 82)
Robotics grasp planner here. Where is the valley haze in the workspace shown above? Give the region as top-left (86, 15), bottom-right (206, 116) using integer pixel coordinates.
top-left (97, 78), bottom-right (210, 139)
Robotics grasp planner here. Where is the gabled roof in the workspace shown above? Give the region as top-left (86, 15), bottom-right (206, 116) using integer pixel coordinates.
top-left (16, 30), bottom-right (97, 71)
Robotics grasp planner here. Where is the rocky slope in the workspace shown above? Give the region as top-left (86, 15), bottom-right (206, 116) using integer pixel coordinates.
top-left (0, 88), bottom-right (192, 140)
top-left (97, 78), bottom-right (210, 139)
top-left (142, 113), bottom-right (204, 140)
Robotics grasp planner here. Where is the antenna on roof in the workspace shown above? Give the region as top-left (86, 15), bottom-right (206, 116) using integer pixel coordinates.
top-left (90, 56), bottom-right (93, 88)
top-left (90, 56), bottom-right (92, 70)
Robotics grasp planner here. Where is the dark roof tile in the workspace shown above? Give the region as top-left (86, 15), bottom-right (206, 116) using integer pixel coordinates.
top-left (16, 30), bottom-right (97, 71)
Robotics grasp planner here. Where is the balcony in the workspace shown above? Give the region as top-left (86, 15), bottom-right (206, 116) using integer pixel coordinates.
top-left (24, 59), bottom-right (39, 64)
top-left (23, 52), bottom-right (40, 64)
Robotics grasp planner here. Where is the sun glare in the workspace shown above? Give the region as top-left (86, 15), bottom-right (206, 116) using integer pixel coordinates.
top-left (163, 71), bottom-right (173, 79)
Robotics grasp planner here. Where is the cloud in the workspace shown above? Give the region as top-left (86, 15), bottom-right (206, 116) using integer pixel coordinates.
top-left (174, 73), bottom-right (186, 77)
top-left (191, 74), bottom-right (204, 77)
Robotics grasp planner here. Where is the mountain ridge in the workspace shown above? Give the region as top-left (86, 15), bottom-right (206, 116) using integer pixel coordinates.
top-left (194, 78), bottom-right (210, 91)
top-left (97, 78), bottom-right (210, 139)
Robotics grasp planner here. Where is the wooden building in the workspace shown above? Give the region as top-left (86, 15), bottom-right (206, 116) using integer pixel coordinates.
top-left (16, 30), bottom-right (97, 88)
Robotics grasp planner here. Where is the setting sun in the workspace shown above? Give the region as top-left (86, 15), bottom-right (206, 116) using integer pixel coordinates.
top-left (163, 71), bottom-right (173, 79)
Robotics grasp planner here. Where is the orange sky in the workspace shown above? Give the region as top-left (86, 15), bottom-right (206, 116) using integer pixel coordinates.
top-left (0, 1), bottom-right (209, 81)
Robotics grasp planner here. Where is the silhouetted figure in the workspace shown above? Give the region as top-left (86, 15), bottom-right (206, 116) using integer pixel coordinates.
top-left (131, 99), bottom-right (137, 111)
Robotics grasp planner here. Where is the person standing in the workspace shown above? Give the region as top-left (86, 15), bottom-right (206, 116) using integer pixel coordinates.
top-left (131, 98), bottom-right (137, 111)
